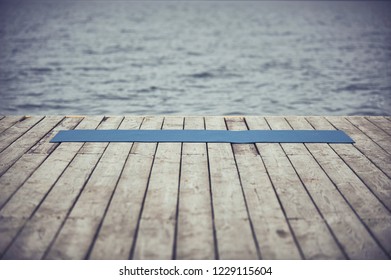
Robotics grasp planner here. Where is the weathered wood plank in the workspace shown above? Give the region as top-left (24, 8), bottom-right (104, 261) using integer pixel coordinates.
top-left (2, 153), bottom-right (102, 259)
top-left (88, 116), bottom-right (163, 260)
top-left (245, 116), bottom-right (344, 259)
top-left (0, 116), bottom-right (43, 153)
top-left (0, 116), bottom-right (105, 257)
top-left (176, 116), bottom-right (215, 260)
top-left (0, 116), bottom-right (24, 134)
top-left (76, 117), bottom-right (123, 155)
top-left (226, 116), bottom-right (301, 260)
top-left (287, 116), bottom-right (391, 257)
top-left (0, 116), bottom-right (63, 177)
top-left (0, 117), bottom-right (83, 210)
top-left (205, 116), bottom-right (258, 260)
top-left (326, 116), bottom-right (391, 178)
top-left (346, 117), bottom-right (391, 155)
top-left (365, 116), bottom-right (391, 136)
top-left (0, 115), bottom-right (389, 260)
top-left (132, 116), bottom-right (183, 260)
top-left (28, 117), bottom-right (83, 155)
top-left (267, 117), bottom-right (387, 259)
top-left (307, 117), bottom-right (391, 212)
top-left (0, 154), bottom-right (47, 210)
top-left (43, 117), bottom-right (144, 260)
top-left (3, 117), bottom-right (140, 260)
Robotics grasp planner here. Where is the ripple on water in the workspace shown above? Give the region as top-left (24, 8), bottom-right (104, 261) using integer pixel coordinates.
top-left (0, 0), bottom-right (390, 116)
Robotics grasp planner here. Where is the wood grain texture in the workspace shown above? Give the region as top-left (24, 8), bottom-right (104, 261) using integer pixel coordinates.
top-left (2, 153), bottom-right (102, 259)
top-left (326, 116), bottom-right (391, 178)
top-left (0, 116), bottom-right (62, 176)
top-left (0, 116), bottom-right (104, 257)
top-left (245, 116), bottom-right (344, 259)
top-left (0, 116), bottom-right (44, 153)
top-left (205, 116), bottom-right (258, 260)
top-left (268, 117), bottom-right (386, 259)
top-left (28, 117), bottom-right (83, 155)
top-left (0, 115), bottom-right (389, 260)
top-left (307, 117), bottom-right (391, 212)
top-left (0, 117), bottom-right (83, 211)
top-left (175, 116), bottom-right (215, 260)
top-left (89, 116), bottom-right (163, 260)
top-left (287, 117), bottom-right (391, 256)
top-left (0, 116), bottom-right (24, 134)
top-left (44, 117), bottom-right (142, 260)
top-left (132, 116), bottom-right (183, 260)
top-left (175, 117), bottom-right (216, 260)
top-left (347, 117), bottom-right (391, 155)
top-left (226, 116), bottom-right (301, 260)
top-left (366, 116), bottom-right (391, 136)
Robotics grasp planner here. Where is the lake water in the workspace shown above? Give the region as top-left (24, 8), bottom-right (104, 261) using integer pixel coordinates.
top-left (0, 0), bottom-right (390, 116)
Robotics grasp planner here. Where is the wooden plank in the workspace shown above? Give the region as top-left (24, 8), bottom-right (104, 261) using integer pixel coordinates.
top-left (76, 117), bottom-right (118, 155)
top-left (176, 116), bottom-right (215, 260)
top-left (0, 116), bottom-right (43, 153)
top-left (307, 117), bottom-right (391, 212)
top-left (0, 116), bottom-right (63, 176)
top-left (3, 117), bottom-right (139, 260)
top-left (245, 116), bottom-right (344, 259)
top-left (2, 154), bottom-right (102, 259)
top-left (27, 116), bottom-right (83, 155)
top-left (267, 116), bottom-right (387, 259)
top-left (0, 116), bottom-right (24, 134)
top-left (88, 116), bottom-right (163, 260)
top-left (205, 116), bottom-right (258, 260)
top-left (43, 117), bottom-right (145, 260)
top-left (365, 116), bottom-right (391, 136)
top-left (0, 116), bottom-right (106, 257)
top-left (226, 116), bottom-right (301, 260)
top-left (132, 117), bottom-right (183, 260)
top-left (287, 116), bottom-right (391, 257)
top-left (0, 117), bottom-right (83, 210)
top-left (347, 117), bottom-right (391, 155)
top-left (326, 116), bottom-right (391, 178)
top-left (0, 154), bottom-right (47, 210)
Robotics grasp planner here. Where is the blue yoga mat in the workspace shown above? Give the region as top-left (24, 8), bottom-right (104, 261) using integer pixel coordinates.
top-left (50, 130), bottom-right (354, 143)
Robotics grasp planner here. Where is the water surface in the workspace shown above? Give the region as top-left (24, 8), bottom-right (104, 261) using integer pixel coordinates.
top-left (0, 1), bottom-right (390, 115)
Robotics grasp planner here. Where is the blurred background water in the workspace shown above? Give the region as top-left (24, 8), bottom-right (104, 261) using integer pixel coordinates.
top-left (0, 0), bottom-right (390, 116)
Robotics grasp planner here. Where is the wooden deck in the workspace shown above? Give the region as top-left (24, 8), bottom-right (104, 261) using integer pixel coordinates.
top-left (0, 115), bottom-right (390, 260)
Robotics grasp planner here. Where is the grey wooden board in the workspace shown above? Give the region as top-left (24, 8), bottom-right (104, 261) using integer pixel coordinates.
top-left (89, 116), bottom-right (163, 260)
top-left (326, 116), bottom-right (391, 178)
top-left (205, 116), bottom-right (258, 259)
top-left (0, 116), bottom-right (24, 134)
top-left (0, 116), bottom-right (44, 153)
top-left (226, 117), bottom-right (301, 259)
top-left (132, 117), bottom-right (183, 260)
top-left (0, 116), bottom-right (62, 176)
top-left (176, 117), bottom-right (215, 260)
top-left (246, 116), bottom-right (345, 259)
top-left (366, 117), bottom-right (391, 136)
top-left (0, 116), bottom-right (104, 257)
top-left (0, 117), bottom-right (83, 211)
top-left (0, 115), bottom-right (390, 260)
top-left (307, 117), bottom-right (391, 212)
top-left (267, 117), bottom-right (386, 259)
top-left (44, 117), bottom-right (139, 260)
top-left (287, 116), bottom-right (391, 257)
top-left (347, 117), bottom-right (391, 155)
